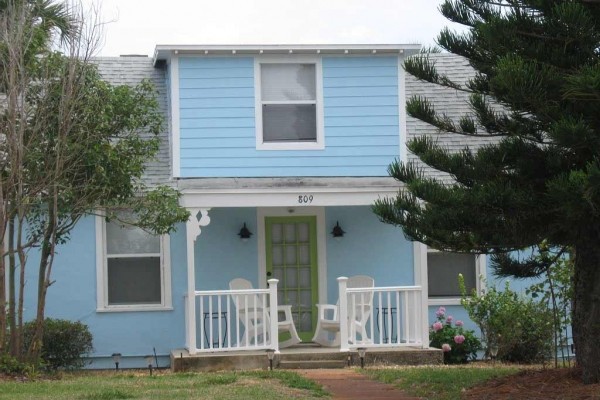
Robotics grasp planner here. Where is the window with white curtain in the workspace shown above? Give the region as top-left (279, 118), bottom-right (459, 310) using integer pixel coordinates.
top-left (256, 59), bottom-right (323, 150)
top-left (96, 215), bottom-right (171, 311)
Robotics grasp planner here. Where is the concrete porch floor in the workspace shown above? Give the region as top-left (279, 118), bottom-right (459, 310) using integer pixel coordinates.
top-left (171, 343), bottom-right (442, 372)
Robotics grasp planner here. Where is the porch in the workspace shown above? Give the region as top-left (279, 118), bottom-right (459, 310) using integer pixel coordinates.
top-left (178, 276), bottom-right (434, 370)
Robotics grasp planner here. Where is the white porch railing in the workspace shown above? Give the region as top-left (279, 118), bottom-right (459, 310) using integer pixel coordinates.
top-left (185, 279), bottom-right (279, 354)
top-left (339, 277), bottom-right (423, 351)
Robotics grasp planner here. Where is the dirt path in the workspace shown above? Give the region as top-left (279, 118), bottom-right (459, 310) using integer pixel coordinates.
top-left (298, 369), bottom-right (422, 400)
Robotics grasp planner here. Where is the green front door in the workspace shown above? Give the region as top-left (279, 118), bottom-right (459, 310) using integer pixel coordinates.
top-left (265, 216), bottom-right (318, 341)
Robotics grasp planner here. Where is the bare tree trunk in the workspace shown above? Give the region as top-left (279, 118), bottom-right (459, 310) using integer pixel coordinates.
top-left (0, 245), bottom-right (5, 355)
top-left (8, 217), bottom-right (17, 357)
top-left (572, 240), bottom-right (600, 384)
top-left (27, 211), bottom-right (55, 362)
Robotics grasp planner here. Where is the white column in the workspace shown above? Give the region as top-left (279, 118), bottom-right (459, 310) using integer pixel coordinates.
top-left (185, 208), bottom-right (211, 355)
top-left (338, 277), bottom-right (349, 352)
top-left (268, 279), bottom-right (280, 353)
top-left (413, 242), bottom-right (429, 348)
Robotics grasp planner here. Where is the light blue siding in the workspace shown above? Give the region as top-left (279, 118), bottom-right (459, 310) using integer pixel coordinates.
top-left (178, 56), bottom-right (400, 178)
top-left (23, 217), bottom-right (188, 369)
top-left (325, 206), bottom-right (414, 304)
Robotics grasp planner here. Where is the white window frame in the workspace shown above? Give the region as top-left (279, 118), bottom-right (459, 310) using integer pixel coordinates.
top-left (95, 215), bottom-right (172, 312)
top-left (427, 248), bottom-right (486, 306)
top-left (254, 55), bottom-right (325, 151)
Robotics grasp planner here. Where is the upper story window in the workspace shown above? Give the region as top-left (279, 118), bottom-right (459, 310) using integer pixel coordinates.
top-left (255, 57), bottom-right (324, 150)
top-left (96, 214), bottom-right (172, 312)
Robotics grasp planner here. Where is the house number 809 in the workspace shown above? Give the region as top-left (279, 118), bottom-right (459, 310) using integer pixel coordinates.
top-left (298, 195), bottom-right (314, 204)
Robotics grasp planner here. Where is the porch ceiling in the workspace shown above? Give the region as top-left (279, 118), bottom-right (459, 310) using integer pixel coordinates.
top-left (177, 177), bottom-right (404, 208)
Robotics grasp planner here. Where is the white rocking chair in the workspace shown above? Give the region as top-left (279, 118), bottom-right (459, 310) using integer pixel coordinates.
top-left (312, 275), bottom-right (374, 347)
top-left (228, 278), bottom-right (301, 348)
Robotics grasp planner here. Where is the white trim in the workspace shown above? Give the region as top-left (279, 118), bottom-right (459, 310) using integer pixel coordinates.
top-left (398, 54), bottom-right (408, 163)
top-left (95, 216), bottom-right (173, 312)
top-left (256, 207), bottom-right (327, 304)
top-left (254, 56), bottom-right (325, 151)
top-left (154, 44), bottom-right (423, 63)
top-left (180, 186), bottom-right (401, 208)
top-left (170, 54), bottom-right (181, 178)
top-left (413, 241), bottom-right (429, 348)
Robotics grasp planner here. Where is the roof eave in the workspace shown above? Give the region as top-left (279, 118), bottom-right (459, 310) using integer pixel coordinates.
top-left (152, 43), bottom-right (422, 65)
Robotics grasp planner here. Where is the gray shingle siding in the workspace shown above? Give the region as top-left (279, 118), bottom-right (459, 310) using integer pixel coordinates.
top-left (405, 53), bottom-right (499, 182)
top-left (94, 56), bottom-right (173, 187)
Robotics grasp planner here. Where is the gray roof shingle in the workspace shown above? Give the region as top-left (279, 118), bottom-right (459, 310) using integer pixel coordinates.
top-left (405, 53), bottom-right (500, 182)
top-left (94, 56), bottom-right (173, 187)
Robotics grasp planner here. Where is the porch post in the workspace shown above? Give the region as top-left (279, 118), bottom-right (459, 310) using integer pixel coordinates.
top-left (338, 277), bottom-right (349, 352)
top-left (414, 242), bottom-right (429, 348)
top-left (185, 208), bottom-right (211, 355)
top-left (268, 279), bottom-right (280, 353)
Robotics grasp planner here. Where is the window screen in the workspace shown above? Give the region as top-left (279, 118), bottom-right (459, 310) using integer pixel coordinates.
top-left (105, 220), bottom-right (162, 306)
top-left (428, 252), bottom-right (477, 297)
top-left (260, 63), bottom-right (317, 142)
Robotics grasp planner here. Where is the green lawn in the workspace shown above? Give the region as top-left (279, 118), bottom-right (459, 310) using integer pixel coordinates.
top-left (362, 364), bottom-right (520, 400)
top-left (0, 370), bottom-right (328, 400)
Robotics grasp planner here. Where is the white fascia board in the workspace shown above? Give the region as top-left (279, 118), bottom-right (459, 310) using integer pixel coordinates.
top-left (179, 186), bottom-right (402, 208)
top-left (153, 44), bottom-right (422, 64)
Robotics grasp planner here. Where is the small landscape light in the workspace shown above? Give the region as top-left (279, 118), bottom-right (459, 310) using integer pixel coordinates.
top-left (357, 348), bottom-right (367, 369)
top-left (145, 355), bottom-right (154, 376)
top-left (111, 353), bottom-right (121, 371)
top-left (266, 349), bottom-right (276, 371)
top-left (490, 345), bottom-right (499, 363)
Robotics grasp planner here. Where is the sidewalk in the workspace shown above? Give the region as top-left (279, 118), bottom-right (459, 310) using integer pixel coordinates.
top-left (298, 369), bottom-right (423, 400)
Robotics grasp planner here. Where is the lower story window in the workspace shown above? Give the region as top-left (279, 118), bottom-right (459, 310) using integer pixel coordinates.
top-left (96, 215), bottom-right (171, 311)
top-left (427, 251), bottom-right (478, 298)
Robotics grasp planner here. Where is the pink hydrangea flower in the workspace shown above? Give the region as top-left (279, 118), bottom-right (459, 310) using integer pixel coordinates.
top-left (435, 307), bottom-right (446, 318)
top-left (446, 315), bottom-right (453, 324)
top-left (432, 321), bottom-right (443, 332)
top-left (454, 335), bottom-right (465, 344)
top-left (455, 320), bottom-right (464, 327)
top-left (442, 343), bottom-right (451, 352)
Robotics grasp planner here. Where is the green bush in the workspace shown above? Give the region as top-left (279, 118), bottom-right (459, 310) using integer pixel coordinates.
top-left (24, 318), bottom-right (93, 370)
top-left (460, 276), bottom-right (554, 363)
top-left (0, 353), bottom-right (35, 376)
top-left (429, 307), bottom-right (481, 364)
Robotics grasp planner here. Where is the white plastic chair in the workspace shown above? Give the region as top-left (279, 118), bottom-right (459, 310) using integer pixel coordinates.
top-left (311, 275), bottom-right (374, 347)
top-left (229, 278), bottom-right (301, 348)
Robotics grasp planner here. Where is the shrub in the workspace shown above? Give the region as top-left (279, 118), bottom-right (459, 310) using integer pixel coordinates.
top-left (460, 276), bottom-right (554, 363)
top-left (24, 318), bottom-right (93, 370)
top-left (429, 306), bottom-right (481, 364)
top-left (0, 353), bottom-right (35, 376)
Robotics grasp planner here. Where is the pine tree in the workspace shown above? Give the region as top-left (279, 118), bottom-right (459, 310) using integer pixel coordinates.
top-left (373, 0), bottom-right (600, 383)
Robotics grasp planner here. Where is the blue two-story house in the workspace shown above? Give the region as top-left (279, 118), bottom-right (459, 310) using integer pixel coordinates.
top-left (24, 45), bottom-right (496, 369)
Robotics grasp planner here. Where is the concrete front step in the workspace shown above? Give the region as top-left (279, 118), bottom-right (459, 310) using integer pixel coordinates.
top-left (278, 359), bottom-right (347, 369)
top-left (171, 347), bottom-right (442, 372)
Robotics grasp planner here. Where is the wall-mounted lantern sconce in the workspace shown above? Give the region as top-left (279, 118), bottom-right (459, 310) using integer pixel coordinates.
top-left (331, 221), bottom-right (345, 239)
top-left (238, 223), bottom-right (253, 242)
top-left (111, 353), bottom-right (121, 371)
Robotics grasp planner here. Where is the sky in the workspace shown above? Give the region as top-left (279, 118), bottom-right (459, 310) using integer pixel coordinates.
top-left (79, 0), bottom-right (461, 57)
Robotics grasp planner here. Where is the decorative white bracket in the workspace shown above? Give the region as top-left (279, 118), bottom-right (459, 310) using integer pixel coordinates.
top-left (187, 208), bottom-right (211, 242)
